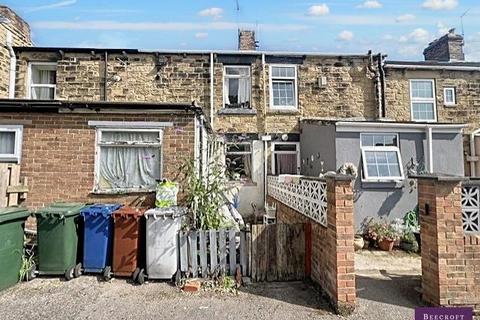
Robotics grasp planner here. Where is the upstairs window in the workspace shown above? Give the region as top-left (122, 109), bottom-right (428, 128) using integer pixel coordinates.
top-left (94, 129), bottom-right (162, 193)
top-left (444, 87), bottom-right (456, 106)
top-left (0, 125), bottom-right (23, 163)
top-left (270, 65), bottom-right (298, 110)
top-left (360, 133), bottom-right (404, 181)
top-left (29, 62), bottom-right (57, 100)
top-left (225, 142), bottom-right (252, 181)
top-left (410, 79), bottom-right (436, 122)
top-left (223, 66), bottom-right (251, 109)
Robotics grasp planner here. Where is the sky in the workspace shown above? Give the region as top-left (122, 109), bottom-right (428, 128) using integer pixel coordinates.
top-left (3, 0), bottom-right (480, 61)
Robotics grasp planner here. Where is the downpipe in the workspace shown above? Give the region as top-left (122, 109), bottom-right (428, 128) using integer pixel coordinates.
top-left (6, 31), bottom-right (16, 99)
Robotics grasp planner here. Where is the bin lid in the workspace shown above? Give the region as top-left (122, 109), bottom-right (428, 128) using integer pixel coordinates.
top-left (80, 204), bottom-right (122, 217)
top-left (0, 207), bottom-right (30, 224)
top-left (112, 206), bottom-right (147, 218)
top-left (144, 206), bottom-right (186, 219)
top-left (36, 202), bottom-right (86, 218)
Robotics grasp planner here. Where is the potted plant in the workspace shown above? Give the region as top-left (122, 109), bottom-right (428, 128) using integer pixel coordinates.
top-left (376, 222), bottom-right (400, 251)
top-left (360, 217), bottom-right (378, 248)
top-left (400, 231), bottom-right (419, 253)
top-left (354, 234), bottom-right (364, 251)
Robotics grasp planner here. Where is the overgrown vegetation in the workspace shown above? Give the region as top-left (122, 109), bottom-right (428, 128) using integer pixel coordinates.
top-left (18, 243), bottom-right (36, 281)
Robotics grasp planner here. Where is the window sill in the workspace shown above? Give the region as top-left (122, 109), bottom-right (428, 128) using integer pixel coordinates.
top-left (267, 109), bottom-right (300, 115)
top-left (444, 104), bottom-right (457, 108)
top-left (218, 108), bottom-right (257, 115)
top-left (361, 179), bottom-right (405, 189)
top-left (90, 189), bottom-right (156, 195)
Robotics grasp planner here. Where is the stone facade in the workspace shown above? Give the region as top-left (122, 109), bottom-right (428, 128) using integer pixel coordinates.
top-left (417, 176), bottom-right (480, 312)
top-left (384, 68), bottom-right (480, 132)
top-left (13, 49), bottom-right (379, 135)
top-left (271, 176), bottom-right (356, 315)
top-left (0, 6), bottom-right (31, 99)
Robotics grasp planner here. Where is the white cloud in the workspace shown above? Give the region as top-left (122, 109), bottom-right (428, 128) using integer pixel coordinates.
top-left (398, 45), bottom-right (423, 57)
top-left (383, 34), bottom-right (394, 40)
top-left (198, 7), bottom-right (223, 20)
top-left (422, 0), bottom-right (458, 10)
top-left (357, 1), bottom-right (383, 9)
top-left (436, 22), bottom-right (450, 35)
top-left (306, 4), bottom-right (330, 16)
top-left (395, 14), bottom-right (416, 22)
top-left (26, 0), bottom-right (77, 12)
top-left (337, 30), bottom-right (354, 41)
top-left (399, 28), bottom-right (430, 43)
top-left (32, 20), bottom-right (309, 32)
top-left (195, 32), bottom-right (208, 39)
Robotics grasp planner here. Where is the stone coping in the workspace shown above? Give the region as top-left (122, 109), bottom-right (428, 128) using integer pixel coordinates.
top-left (408, 173), bottom-right (468, 182)
top-left (268, 173), bottom-right (354, 182)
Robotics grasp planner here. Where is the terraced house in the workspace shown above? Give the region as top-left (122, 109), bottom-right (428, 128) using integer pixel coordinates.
top-left (0, 6), bottom-right (476, 225)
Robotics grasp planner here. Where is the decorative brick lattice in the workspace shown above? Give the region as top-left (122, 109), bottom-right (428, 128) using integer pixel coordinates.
top-left (267, 175), bottom-right (327, 227)
top-left (461, 186), bottom-right (480, 233)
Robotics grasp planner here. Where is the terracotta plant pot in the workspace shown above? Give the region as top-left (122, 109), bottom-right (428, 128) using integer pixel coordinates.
top-left (378, 239), bottom-right (394, 251)
top-left (354, 235), bottom-right (364, 251)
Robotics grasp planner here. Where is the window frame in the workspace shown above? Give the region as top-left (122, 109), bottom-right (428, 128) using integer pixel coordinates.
top-left (443, 87), bottom-right (456, 106)
top-left (93, 127), bottom-right (163, 193)
top-left (271, 141), bottom-right (300, 175)
top-left (0, 125), bottom-right (23, 163)
top-left (269, 64), bottom-right (298, 110)
top-left (225, 142), bottom-right (253, 181)
top-left (409, 79), bottom-right (437, 122)
top-left (222, 65), bottom-right (252, 109)
top-left (27, 62), bottom-right (57, 100)
top-left (360, 132), bottom-right (404, 182)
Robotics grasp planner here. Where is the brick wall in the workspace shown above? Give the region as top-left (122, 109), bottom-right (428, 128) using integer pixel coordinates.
top-left (0, 112), bottom-right (195, 212)
top-left (0, 6), bottom-right (31, 98)
top-left (270, 175), bottom-right (356, 315)
top-left (417, 176), bottom-right (480, 312)
top-left (384, 69), bottom-right (480, 133)
top-left (14, 50), bottom-right (378, 135)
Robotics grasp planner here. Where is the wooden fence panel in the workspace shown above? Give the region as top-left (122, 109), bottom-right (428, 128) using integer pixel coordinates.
top-left (0, 164), bottom-right (28, 207)
top-left (251, 223), bottom-right (305, 282)
top-left (188, 231), bottom-right (198, 277)
top-left (179, 232), bottom-right (188, 272)
top-left (209, 230), bottom-right (218, 271)
top-left (228, 229), bottom-right (236, 275)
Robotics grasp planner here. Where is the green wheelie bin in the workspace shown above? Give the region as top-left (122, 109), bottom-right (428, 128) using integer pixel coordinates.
top-left (0, 207), bottom-right (31, 291)
top-left (35, 203), bottom-right (86, 280)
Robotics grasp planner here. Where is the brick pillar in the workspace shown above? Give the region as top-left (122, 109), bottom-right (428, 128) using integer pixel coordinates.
top-left (416, 176), bottom-right (465, 306)
top-left (325, 175), bottom-right (356, 315)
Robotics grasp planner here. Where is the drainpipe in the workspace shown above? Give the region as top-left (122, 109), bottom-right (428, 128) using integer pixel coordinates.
top-left (6, 31), bottom-right (16, 99)
top-left (103, 51), bottom-right (108, 101)
top-left (378, 53), bottom-right (387, 118)
top-left (262, 53), bottom-right (268, 209)
top-left (367, 51), bottom-right (382, 119)
top-left (426, 126), bottom-right (433, 173)
top-left (209, 52), bottom-right (214, 129)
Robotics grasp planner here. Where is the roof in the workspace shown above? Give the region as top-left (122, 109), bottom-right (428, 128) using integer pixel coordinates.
top-left (13, 46), bottom-right (373, 59)
top-left (0, 99), bottom-right (203, 113)
top-left (385, 60), bottom-right (480, 71)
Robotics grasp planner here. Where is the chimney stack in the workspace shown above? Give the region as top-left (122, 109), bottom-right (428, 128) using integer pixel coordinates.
top-left (423, 28), bottom-right (465, 62)
top-left (238, 30), bottom-right (258, 51)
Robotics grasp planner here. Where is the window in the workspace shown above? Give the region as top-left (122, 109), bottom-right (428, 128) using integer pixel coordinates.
top-left (360, 133), bottom-right (404, 181)
top-left (223, 66), bottom-right (251, 109)
top-left (28, 62), bottom-right (57, 99)
top-left (94, 129), bottom-right (162, 193)
top-left (410, 79), bottom-right (436, 122)
top-left (271, 142), bottom-right (300, 175)
top-left (270, 65), bottom-right (298, 109)
top-left (225, 142), bottom-right (252, 181)
top-left (0, 125), bottom-right (23, 163)
top-left (444, 87), bottom-right (456, 106)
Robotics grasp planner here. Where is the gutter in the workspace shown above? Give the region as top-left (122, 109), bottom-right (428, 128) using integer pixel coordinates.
top-left (6, 31), bottom-right (16, 99)
top-left (385, 64), bottom-right (480, 72)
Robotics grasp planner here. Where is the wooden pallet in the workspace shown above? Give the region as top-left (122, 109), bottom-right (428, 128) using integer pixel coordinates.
top-left (0, 163), bottom-right (28, 207)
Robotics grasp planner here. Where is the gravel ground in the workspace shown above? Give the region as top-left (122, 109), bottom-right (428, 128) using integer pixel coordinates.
top-left (0, 251), bottom-right (425, 320)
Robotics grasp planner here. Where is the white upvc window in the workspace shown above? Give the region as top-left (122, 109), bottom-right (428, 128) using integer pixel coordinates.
top-left (28, 62), bottom-right (57, 100)
top-left (269, 65), bottom-right (298, 110)
top-left (444, 87), bottom-right (456, 106)
top-left (410, 79), bottom-right (437, 122)
top-left (94, 128), bottom-right (163, 193)
top-left (360, 133), bottom-right (404, 181)
top-left (223, 66), bottom-right (252, 109)
top-left (225, 142), bottom-right (252, 181)
top-left (271, 142), bottom-right (300, 175)
top-left (0, 125), bottom-right (23, 163)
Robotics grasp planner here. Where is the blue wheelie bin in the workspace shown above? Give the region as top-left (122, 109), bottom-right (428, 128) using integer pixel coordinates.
top-left (80, 204), bottom-right (122, 280)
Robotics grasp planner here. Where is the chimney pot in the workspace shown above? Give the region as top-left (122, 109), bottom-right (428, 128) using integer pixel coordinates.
top-left (423, 28), bottom-right (465, 62)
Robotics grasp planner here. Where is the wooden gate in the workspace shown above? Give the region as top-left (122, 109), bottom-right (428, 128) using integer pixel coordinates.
top-left (251, 223), bottom-right (306, 282)
top-left (0, 164), bottom-right (28, 207)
